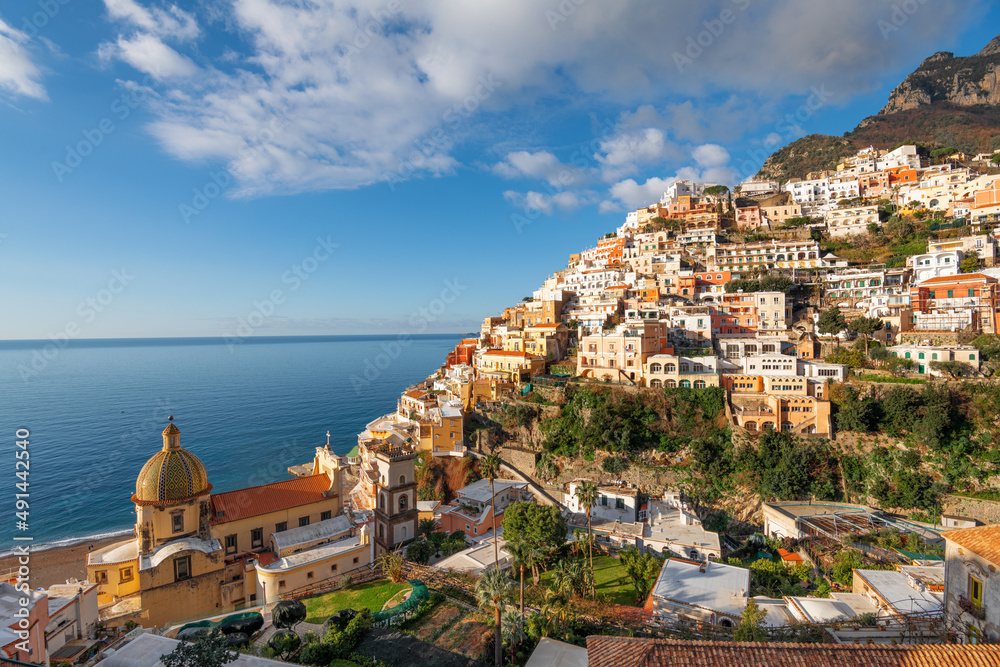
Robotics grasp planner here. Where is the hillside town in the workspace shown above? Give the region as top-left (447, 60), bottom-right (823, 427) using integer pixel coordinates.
top-left (9, 143), bottom-right (1000, 667)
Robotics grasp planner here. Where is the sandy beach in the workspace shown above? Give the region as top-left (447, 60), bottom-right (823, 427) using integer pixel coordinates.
top-left (1, 534), bottom-right (131, 590)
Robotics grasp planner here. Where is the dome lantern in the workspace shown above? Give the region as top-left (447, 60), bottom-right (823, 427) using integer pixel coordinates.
top-left (133, 419), bottom-right (211, 506)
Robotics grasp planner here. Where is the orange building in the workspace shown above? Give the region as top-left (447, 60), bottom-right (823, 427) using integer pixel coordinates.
top-left (909, 273), bottom-right (1000, 334)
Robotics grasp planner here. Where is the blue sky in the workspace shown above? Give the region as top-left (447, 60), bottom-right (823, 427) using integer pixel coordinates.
top-left (0, 0), bottom-right (997, 339)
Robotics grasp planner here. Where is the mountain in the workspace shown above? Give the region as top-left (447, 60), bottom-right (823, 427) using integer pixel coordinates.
top-left (756, 35), bottom-right (1000, 183)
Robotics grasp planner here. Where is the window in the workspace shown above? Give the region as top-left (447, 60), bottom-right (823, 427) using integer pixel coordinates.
top-left (918, 353), bottom-right (925, 360)
top-left (970, 354), bottom-right (977, 361)
top-left (615, 497), bottom-right (625, 510)
top-left (172, 513), bottom-right (184, 533)
top-left (225, 534), bottom-right (237, 555)
top-left (174, 556), bottom-right (191, 582)
top-left (948, 289), bottom-right (954, 298)
top-left (331, 563), bottom-right (338, 572)
top-left (399, 475), bottom-right (406, 485)
top-left (321, 510), bottom-right (332, 521)
top-left (929, 290), bottom-right (936, 299)
top-left (95, 570), bottom-right (108, 584)
top-left (299, 516), bottom-right (310, 527)
top-left (969, 288), bottom-right (975, 297)
top-left (251, 528), bottom-right (263, 549)
top-left (278, 580), bottom-right (286, 589)
top-left (275, 521), bottom-right (287, 533)
top-left (600, 495), bottom-right (608, 506)
top-left (353, 557), bottom-right (359, 564)
top-left (307, 571), bottom-right (314, 580)
top-left (969, 575), bottom-right (983, 609)
top-left (399, 495), bottom-right (408, 512)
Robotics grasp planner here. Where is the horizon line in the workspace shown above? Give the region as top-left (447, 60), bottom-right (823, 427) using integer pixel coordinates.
top-left (0, 332), bottom-right (476, 343)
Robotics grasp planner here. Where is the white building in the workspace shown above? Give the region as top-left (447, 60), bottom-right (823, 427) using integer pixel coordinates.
top-left (565, 482), bottom-right (639, 523)
top-left (826, 205), bottom-right (880, 238)
top-left (909, 251), bottom-right (962, 282)
top-left (642, 500), bottom-right (721, 561)
top-left (650, 559), bottom-right (749, 627)
top-left (943, 524), bottom-right (999, 644)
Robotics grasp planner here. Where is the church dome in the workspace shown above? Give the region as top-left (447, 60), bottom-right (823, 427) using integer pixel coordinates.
top-left (133, 421), bottom-right (211, 506)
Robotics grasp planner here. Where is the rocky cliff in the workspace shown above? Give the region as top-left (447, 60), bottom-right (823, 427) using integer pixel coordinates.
top-left (874, 38), bottom-right (1000, 116)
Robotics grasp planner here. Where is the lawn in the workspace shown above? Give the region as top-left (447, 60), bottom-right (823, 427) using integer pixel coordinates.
top-left (538, 554), bottom-right (638, 606)
top-left (302, 579), bottom-right (409, 624)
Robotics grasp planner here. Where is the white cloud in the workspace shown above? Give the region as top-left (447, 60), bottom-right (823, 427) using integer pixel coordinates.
top-left (692, 143), bottom-right (729, 168)
top-left (607, 176), bottom-right (677, 211)
top-left (595, 128), bottom-right (676, 182)
top-left (503, 189), bottom-right (592, 215)
top-left (0, 18), bottom-right (47, 100)
top-left (95, 0), bottom-right (978, 197)
top-left (493, 150), bottom-right (575, 187)
top-left (103, 0), bottom-right (198, 40)
top-left (107, 34), bottom-right (199, 80)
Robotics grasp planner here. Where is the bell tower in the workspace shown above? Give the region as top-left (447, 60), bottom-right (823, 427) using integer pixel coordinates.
top-left (372, 445), bottom-right (417, 557)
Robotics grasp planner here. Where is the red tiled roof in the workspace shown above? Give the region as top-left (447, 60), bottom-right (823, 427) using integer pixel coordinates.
top-left (943, 524), bottom-right (1000, 566)
top-left (918, 273), bottom-right (995, 284)
top-left (482, 350), bottom-right (535, 358)
top-left (210, 474), bottom-right (335, 524)
top-left (586, 638), bottom-right (1000, 667)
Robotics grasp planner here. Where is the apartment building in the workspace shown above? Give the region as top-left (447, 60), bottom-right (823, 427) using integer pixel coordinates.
top-left (909, 273), bottom-right (1000, 334)
top-left (825, 205), bottom-right (880, 238)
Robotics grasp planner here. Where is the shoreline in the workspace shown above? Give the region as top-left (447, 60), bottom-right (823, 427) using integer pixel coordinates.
top-left (1, 533), bottom-right (132, 590)
top-left (4, 468), bottom-right (365, 591)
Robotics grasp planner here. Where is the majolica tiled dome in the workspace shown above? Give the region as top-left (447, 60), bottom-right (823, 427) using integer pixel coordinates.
top-left (133, 421), bottom-right (211, 506)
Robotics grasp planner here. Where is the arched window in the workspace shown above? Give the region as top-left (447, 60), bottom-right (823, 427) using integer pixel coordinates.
top-left (399, 475), bottom-right (406, 485)
top-left (379, 524), bottom-right (385, 539)
top-left (679, 363), bottom-right (690, 372)
top-left (665, 364), bottom-right (676, 373)
top-left (970, 354), bottom-right (977, 361)
top-left (905, 352), bottom-right (911, 359)
top-left (745, 421), bottom-right (758, 431)
top-left (665, 380), bottom-right (676, 388)
top-left (399, 495), bottom-right (408, 512)
top-left (918, 353), bottom-right (925, 360)
top-left (680, 380), bottom-right (691, 388)
top-left (650, 363), bottom-right (662, 373)
top-left (782, 422), bottom-right (793, 432)
top-left (650, 379), bottom-right (662, 388)
top-left (932, 353), bottom-right (938, 360)
top-left (379, 494), bottom-right (386, 511)
top-left (694, 380), bottom-right (706, 389)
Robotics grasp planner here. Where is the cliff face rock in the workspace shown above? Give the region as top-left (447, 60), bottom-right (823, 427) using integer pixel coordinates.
top-left (879, 37), bottom-right (1000, 114)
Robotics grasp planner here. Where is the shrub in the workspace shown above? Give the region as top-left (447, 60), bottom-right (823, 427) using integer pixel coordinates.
top-left (267, 630), bottom-right (300, 659)
top-left (272, 600), bottom-right (307, 630)
top-left (299, 641), bottom-right (337, 665)
top-left (219, 614), bottom-right (263, 636)
top-left (324, 608), bottom-right (373, 658)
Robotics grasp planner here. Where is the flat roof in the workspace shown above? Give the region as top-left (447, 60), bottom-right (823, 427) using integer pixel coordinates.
top-left (457, 478), bottom-right (527, 503)
top-left (270, 515), bottom-right (351, 551)
top-left (98, 633), bottom-right (287, 666)
top-left (651, 559), bottom-right (749, 617)
top-left (854, 569), bottom-right (942, 615)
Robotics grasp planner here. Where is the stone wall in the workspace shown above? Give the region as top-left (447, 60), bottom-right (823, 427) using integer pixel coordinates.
top-left (899, 330), bottom-right (963, 346)
top-left (500, 446), bottom-right (538, 473)
top-left (942, 494), bottom-right (1000, 525)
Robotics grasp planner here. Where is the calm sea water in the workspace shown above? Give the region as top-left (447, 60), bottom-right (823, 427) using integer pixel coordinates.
top-left (0, 334), bottom-right (463, 550)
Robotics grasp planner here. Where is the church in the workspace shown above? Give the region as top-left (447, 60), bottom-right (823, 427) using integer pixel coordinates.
top-left (86, 419), bottom-right (371, 629)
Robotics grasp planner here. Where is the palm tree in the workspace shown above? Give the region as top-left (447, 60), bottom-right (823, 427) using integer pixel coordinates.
top-left (504, 540), bottom-right (542, 631)
top-left (480, 453), bottom-right (502, 567)
top-left (501, 608), bottom-right (525, 664)
top-left (475, 568), bottom-right (515, 667)
top-left (417, 518), bottom-right (437, 540)
top-left (574, 480), bottom-right (599, 599)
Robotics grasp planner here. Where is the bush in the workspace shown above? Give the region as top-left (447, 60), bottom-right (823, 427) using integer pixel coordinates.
top-left (272, 600), bottom-right (307, 629)
top-left (299, 641), bottom-right (337, 665)
top-left (323, 608), bottom-right (373, 658)
top-left (267, 630), bottom-right (300, 659)
top-left (218, 614), bottom-right (263, 636)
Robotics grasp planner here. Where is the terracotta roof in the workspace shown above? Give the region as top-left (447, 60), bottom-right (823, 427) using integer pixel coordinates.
top-left (482, 350), bottom-right (535, 358)
top-left (528, 323), bottom-right (563, 329)
top-left (918, 273), bottom-right (995, 284)
top-left (586, 638), bottom-right (1000, 667)
top-left (210, 474), bottom-right (335, 525)
top-left (943, 524), bottom-right (1000, 565)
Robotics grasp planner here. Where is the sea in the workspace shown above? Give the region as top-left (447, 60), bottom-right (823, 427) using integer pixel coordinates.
top-left (0, 334), bottom-right (464, 553)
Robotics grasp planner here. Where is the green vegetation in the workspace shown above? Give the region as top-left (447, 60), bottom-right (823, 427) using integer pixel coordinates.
top-left (855, 374), bottom-right (925, 384)
top-left (539, 554), bottom-right (636, 606)
top-left (541, 385), bottom-right (726, 458)
top-left (724, 275), bottom-right (793, 293)
top-left (817, 306), bottom-right (847, 335)
top-left (303, 580), bottom-right (409, 624)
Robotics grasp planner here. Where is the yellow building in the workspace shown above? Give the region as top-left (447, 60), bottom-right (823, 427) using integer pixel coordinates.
top-left (87, 420), bottom-right (369, 628)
